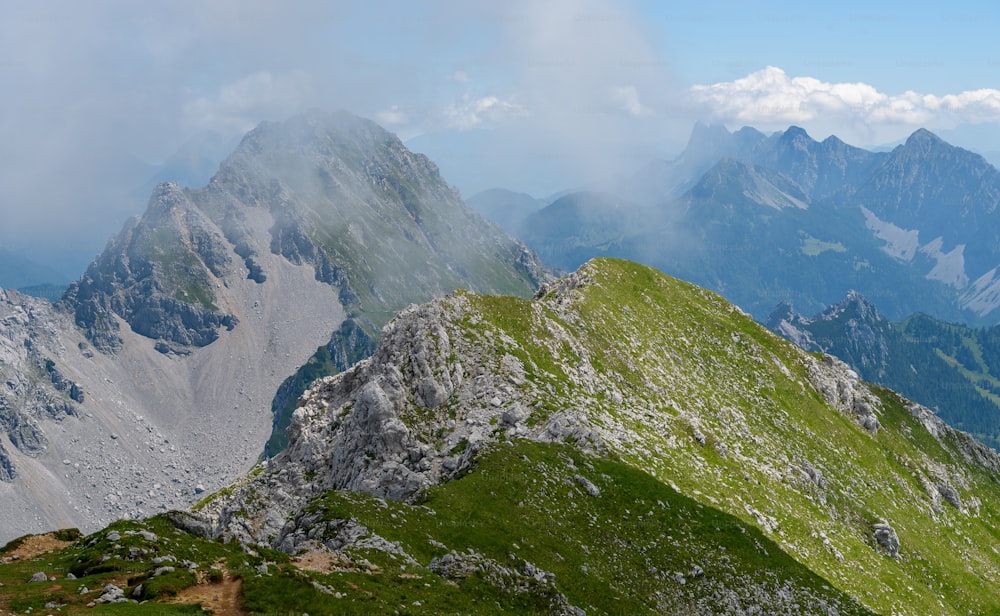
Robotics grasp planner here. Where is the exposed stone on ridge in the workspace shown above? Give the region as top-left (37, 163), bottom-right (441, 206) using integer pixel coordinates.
top-left (806, 353), bottom-right (881, 432)
top-left (872, 522), bottom-right (900, 558)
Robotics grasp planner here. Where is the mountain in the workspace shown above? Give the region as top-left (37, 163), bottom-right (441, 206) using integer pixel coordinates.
top-left (465, 188), bottom-right (546, 236)
top-left (768, 292), bottom-right (1000, 449)
top-left (7, 259), bottom-right (998, 613)
top-left (666, 157), bottom-right (969, 318)
top-left (522, 124), bottom-right (1000, 324)
top-left (517, 191), bottom-right (655, 272)
top-left (751, 126), bottom-right (885, 201)
top-left (0, 109), bottom-right (549, 543)
top-left (624, 122), bottom-right (767, 204)
top-left (194, 259), bottom-right (1000, 615)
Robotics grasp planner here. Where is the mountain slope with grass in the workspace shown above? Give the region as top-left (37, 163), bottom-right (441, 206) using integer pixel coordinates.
top-left (5, 258), bottom-right (1000, 613)
top-left (175, 258), bottom-right (1000, 615)
top-left (769, 292), bottom-right (1000, 449)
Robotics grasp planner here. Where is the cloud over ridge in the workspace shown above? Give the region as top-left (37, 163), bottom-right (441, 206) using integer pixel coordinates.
top-left (690, 66), bottom-right (1000, 140)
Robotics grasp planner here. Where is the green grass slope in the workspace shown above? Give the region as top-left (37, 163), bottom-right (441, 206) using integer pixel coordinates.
top-left (447, 258), bottom-right (1000, 614)
top-left (0, 441), bottom-right (870, 615)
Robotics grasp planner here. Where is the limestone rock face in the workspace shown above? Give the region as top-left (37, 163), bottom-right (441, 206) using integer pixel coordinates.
top-left (805, 353), bottom-right (881, 432)
top-left (872, 523), bottom-right (900, 558)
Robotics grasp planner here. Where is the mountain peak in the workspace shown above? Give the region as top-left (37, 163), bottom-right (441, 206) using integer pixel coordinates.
top-left (781, 125), bottom-right (812, 141)
top-left (902, 127), bottom-right (945, 152)
top-left (819, 289), bottom-right (883, 323)
top-left (688, 121), bottom-right (731, 143)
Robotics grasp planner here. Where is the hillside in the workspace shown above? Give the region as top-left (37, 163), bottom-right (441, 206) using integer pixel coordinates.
top-left (769, 292), bottom-right (1000, 449)
top-left (165, 258), bottom-right (1000, 615)
top-left (5, 259), bottom-right (1000, 612)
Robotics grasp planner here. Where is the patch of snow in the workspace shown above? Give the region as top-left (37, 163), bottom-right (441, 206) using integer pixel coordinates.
top-left (860, 207), bottom-right (919, 261)
top-left (919, 238), bottom-right (969, 289)
top-left (961, 267), bottom-right (1000, 316)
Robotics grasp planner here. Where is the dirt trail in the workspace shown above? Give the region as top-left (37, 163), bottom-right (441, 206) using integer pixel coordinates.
top-left (169, 569), bottom-right (245, 616)
top-left (0, 532), bottom-right (74, 562)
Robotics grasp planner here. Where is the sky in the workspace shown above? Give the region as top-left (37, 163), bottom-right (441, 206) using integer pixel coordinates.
top-left (3, 0), bottom-right (1000, 278)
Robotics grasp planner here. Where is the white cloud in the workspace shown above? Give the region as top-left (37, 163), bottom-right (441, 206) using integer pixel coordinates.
top-left (689, 66), bottom-right (1000, 141)
top-left (183, 69), bottom-right (315, 134)
top-left (441, 95), bottom-right (526, 131)
top-left (611, 85), bottom-right (652, 118)
top-left (447, 70), bottom-right (471, 84)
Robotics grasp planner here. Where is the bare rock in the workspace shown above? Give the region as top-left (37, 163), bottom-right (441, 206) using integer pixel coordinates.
top-left (873, 522), bottom-right (900, 558)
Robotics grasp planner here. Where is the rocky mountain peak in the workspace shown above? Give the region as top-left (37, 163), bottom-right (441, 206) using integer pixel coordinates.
top-left (779, 125), bottom-right (813, 146)
top-left (902, 127), bottom-right (945, 152)
top-left (819, 289), bottom-right (882, 323)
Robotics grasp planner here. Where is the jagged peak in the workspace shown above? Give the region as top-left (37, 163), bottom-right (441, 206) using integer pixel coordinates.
top-left (780, 125), bottom-right (813, 143)
top-left (820, 133), bottom-right (847, 147)
top-left (907, 127), bottom-right (942, 143)
top-left (687, 120), bottom-right (732, 144)
top-left (142, 181), bottom-right (193, 221)
top-left (764, 300), bottom-right (798, 328)
top-left (817, 289), bottom-right (884, 323)
top-left (733, 125), bottom-right (767, 140)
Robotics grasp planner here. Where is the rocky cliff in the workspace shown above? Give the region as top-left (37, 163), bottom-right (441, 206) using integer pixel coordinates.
top-left (197, 258), bottom-right (1000, 615)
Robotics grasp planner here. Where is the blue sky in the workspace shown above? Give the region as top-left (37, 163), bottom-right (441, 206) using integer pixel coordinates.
top-left (2, 0), bottom-right (999, 274)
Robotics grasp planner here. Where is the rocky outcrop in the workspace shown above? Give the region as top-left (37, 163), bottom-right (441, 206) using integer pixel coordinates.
top-left (805, 353), bottom-right (881, 432)
top-left (872, 522), bottom-right (900, 558)
top-left (0, 290), bottom-right (84, 479)
top-left (0, 443), bottom-right (15, 481)
top-left (428, 550), bottom-right (584, 616)
top-left (60, 182), bottom-right (240, 353)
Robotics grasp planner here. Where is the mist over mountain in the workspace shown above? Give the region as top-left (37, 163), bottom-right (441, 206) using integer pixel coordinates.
top-left (465, 188), bottom-right (546, 237)
top-left (0, 248), bottom-right (70, 291)
top-left (504, 123), bottom-right (1000, 325)
top-left (0, 110), bottom-right (549, 542)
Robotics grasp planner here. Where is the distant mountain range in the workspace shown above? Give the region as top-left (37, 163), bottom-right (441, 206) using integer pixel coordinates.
top-left (0, 248), bottom-right (70, 294)
top-left (482, 123), bottom-right (1000, 324)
